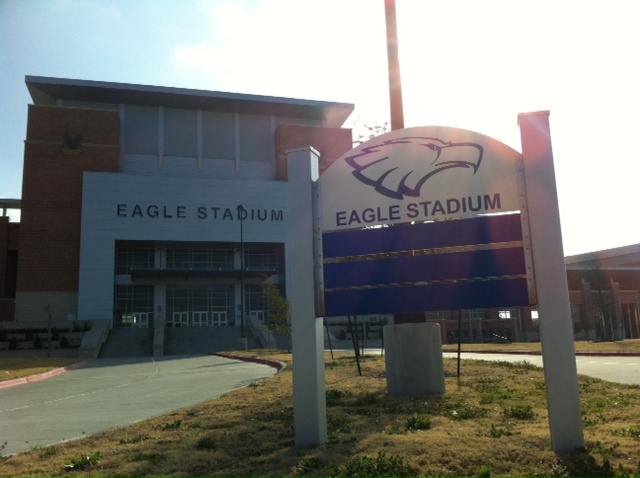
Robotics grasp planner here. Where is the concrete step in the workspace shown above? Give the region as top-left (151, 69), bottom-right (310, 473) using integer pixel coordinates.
top-left (164, 326), bottom-right (260, 356)
top-left (99, 328), bottom-right (153, 358)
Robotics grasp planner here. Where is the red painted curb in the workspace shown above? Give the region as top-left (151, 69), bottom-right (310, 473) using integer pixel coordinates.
top-left (0, 360), bottom-right (88, 389)
top-left (210, 353), bottom-right (286, 373)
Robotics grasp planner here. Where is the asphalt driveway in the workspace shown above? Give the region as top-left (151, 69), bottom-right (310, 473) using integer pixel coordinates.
top-left (0, 355), bottom-right (278, 456)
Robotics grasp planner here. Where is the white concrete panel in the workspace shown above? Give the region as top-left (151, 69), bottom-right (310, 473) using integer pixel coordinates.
top-left (78, 171), bottom-right (290, 322)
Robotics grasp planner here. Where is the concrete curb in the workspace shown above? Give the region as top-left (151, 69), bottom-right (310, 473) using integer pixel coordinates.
top-left (0, 360), bottom-right (88, 389)
top-left (211, 353), bottom-right (287, 373)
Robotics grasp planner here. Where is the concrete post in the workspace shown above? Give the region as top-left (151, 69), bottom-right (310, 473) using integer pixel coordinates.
top-left (519, 111), bottom-right (584, 452)
top-left (384, 323), bottom-right (445, 396)
top-left (287, 147), bottom-right (327, 447)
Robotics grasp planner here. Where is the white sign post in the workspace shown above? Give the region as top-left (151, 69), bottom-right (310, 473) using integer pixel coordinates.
top-left (519, 111), bottom-right (584, 452)
top-left (287, 147), bottom-right (327, 448)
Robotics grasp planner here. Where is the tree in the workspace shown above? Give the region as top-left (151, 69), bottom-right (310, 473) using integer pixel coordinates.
top-left (353, 120), bottom-right (390, 145)
top-left (262, 279), bottom-right (291, 351)
top-left (585, 254), bottom-right (616, 341)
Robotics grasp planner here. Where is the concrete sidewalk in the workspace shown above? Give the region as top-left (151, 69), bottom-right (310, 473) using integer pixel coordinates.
top-left (0, 355), bottom-right (278, 456)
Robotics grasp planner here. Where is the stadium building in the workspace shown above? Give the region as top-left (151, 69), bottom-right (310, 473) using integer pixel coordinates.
top-left (0, 76), bottom-right (353, 355)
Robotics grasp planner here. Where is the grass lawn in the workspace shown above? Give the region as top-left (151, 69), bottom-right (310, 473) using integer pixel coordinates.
top-left (0, 347), bottom-right (639, 477)
top-left (442, 338), bottom-right (640, 354)
top-left (0, 358), bottom-right (80, 382)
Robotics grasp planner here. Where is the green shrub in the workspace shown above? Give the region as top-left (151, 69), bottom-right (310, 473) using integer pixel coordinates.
top-left (406, 413), bottom-right (432, 431)
top-left (475, 465), bottom-right (492, 477)
top-left (333, 451), bottom-right (418, 477)
top-left (63, 451), bottom-right (100, 470)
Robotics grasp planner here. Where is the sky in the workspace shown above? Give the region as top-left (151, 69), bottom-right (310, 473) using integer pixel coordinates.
top-left (1, 0), bottom-right (639, 256)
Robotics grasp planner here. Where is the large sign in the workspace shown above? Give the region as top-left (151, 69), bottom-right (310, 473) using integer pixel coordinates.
top-left (321, 126), bottom-right (521, 231)
top-left (319, 126), bottom-right (534, 317)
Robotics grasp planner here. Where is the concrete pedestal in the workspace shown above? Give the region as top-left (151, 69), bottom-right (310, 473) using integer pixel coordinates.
top-left (384, 322), bottom-right (445, 396)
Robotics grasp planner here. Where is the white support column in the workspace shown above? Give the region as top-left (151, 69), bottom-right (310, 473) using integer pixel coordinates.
top-left (519, 111), bottom-right (584, 452)
top-left (287, 146), bottom-right (327, 448)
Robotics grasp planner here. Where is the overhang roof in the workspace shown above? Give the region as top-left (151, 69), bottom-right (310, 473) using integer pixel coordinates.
top-left (26, 76), bottom-right (354, 128)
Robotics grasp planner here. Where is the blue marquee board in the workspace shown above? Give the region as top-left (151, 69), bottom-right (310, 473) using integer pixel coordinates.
top-left (319, 126), bottom-right (536, 318)
top-left (322, 214), bottom-right (531, 317)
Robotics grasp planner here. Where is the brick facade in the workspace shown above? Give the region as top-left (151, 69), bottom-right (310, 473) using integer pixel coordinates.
top-left (15, 106), bottom-right (119, 319)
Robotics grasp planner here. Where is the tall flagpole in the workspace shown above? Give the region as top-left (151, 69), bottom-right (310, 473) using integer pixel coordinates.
top-left (385, 0), bottom-right (404, 130)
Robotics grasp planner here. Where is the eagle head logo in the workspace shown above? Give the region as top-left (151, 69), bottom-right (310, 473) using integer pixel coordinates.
top-left (345, 136), bottom-right (484, 200)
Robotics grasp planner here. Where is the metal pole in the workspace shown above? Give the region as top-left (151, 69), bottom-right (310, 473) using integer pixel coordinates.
top-left (457, 310), bottom-right (462, 378)
top-left (238, 205), bottom-right (246, 339)
top-left (384, 0), bottom-right (405, 130)
top-left (47, 312), bottom-right (52, 358)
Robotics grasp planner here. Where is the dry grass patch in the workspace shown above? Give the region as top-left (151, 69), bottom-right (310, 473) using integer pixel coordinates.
top-left (442, 338), bottom-right (640, 355)
top-left (0, 358), bottom-right (80, 382)
top-left (0, 351), bottom-right (639, 477)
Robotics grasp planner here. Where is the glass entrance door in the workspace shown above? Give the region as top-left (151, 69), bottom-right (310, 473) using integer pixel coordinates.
top-left (193, 311), bottom-right (209, 327)
top-left (172, 312), bottom-right (189, 327)
top-left (212, 311), bottom-right (227, 326)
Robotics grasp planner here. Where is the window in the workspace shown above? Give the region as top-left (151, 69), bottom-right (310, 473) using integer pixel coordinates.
top-left (244, 247), bottom-right (277, 271)
top-left (245, 284), bottom-right (266, 313)
top-left (428, 311), bottom-right (446, 320)
top-left (468, 309), bottom-right (484, 320)
top-left (165, 247), bottom-right (233, 270)
top-left (164, 108), bottom-right (197, 157)
top-left (114, 285), bottom-right (154, 328)
top-left (115, 247), bottom-right (154, 274)
top-left (165, 285), bottom-right (234, 327)
top-left (125, 105), bottom-right (158, 155)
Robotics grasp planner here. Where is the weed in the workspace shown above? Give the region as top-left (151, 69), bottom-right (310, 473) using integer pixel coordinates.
top-left (119, 434), bottom-right (150, 444)
top-left (39, 447), bottom-right (58, 457)
top-left (488, 423), bottom-right (514, 438)
top-left (161, 419), bottom-right (182, 430)
top-left (63, 451), bottom-right (100, 470)
top-left (450, 403), bottom-right (489, 420)
top-left (503, 403), bottom-right (535, 420)
top-left (333, 451), bottom-right (419, 477)
top-left (195, 435), bottom-right (217, 450)
top-left (384, 425), bottom-right (404, 435)
top-left (475, 465), bottom-right (492, 477)
top-left (405, 413), bottom-right (432, 431)
top-left (328, 414), bottom-right (353, 435)
top-left (326, 388), bottom-right (346, 407)
top-left (583, 413), bottom-right (606, 428)
top-left (133, 452), bottom-right (167, 462)
top-left (611, 426), bottom-right (640, 439)
top-left (296, 456), bottom-right (325, 473)
top-left (355, 392), bottom-right (378, 406)
top-left (549, 460), bottom-right (570, 477)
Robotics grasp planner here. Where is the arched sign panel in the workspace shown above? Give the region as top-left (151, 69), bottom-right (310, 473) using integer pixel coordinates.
top-left (319, 126), bottom-right (536, 317)
top-left (321, 126), bottom-right (521, 231)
